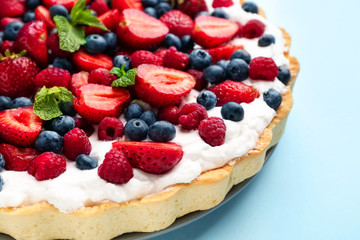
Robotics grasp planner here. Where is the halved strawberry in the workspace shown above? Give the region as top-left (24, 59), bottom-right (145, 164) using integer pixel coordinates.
top-left (15, 20), bottom-right (48, 67)
top-left (85, 9), bottom-right (120, 35)
top-left (192, 15), bottom-right (239, 48)
top-left (73, 84), bottom-right (131, 123)
top-left (70, 71), bottom-right (89, 97)
top-left (159, 10), bottom-right (194, 38)
top-left (135, 64), bottom-right (196, 108)
top-left (0, 143), bottom-right (40, 171)
top-left (116, 9), bottom-right (169, 49)
top-left (0, 0), bottom-right (25, 18)
top-left (43, 0), bottom-right (91, 10)
top-left (111, 0), bottom-right (143, 12)
top-left (112, 141), bottom-right (184, 174)
top-left (0, 107), bottom-right (43, 147)
top-left (73, 49), bottom-right (113, 72)
top-left (34, 6), bottom-right (56, 31)
top-left (177, 0), bottom-right (208, 18)
top-left (206, 45), bottom-right (244, 64)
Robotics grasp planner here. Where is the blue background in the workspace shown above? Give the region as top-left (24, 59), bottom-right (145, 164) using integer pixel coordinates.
top-left (151, 0), bottom-right (360, 239)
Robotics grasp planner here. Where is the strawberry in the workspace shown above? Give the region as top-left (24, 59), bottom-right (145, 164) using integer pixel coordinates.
top-left (0, 41), bottom-right (15, 55)
top-left (15, 20), bottom-right (48, 67)
top-left (0, 107), bottom-right (43, 147)
top-left (43, 0), bottom-right (91, 10)
top-left (47, 33), bottom-right (72, 58)
top-left (0, 143), bottom-right (39, 171)
top-left (212, 0), bottom-right (234, 8)
top-left (90, 0), bottom-right (109, 15)
top-left (88, 68), bottom-right (117, 86)
top-left (0, 17), bottom-right (21, 31)
top-left (85, 9), bottom-right (120, 35)
top-left (34, 6), bottom-right (56, 31)
top-left (27, 152), bottom-right (66, 181)
top-left (162, 46), bottom-right (189, 70)
top-left (208, 80), bottom-right (260, 106)
top-left (111, 0), bottom-right (143, 12)
top-left (0, 0), bottom-right (25, 18)
top-left (73, 84), bottom-right (131, 123)
top-left (186, 69), bottom-right (208, 91)
top-left (154, 48), bottom-right (168, 59)
top-left (0, 56), bottom-right (38, 98)
top-left (34, 67), bottom-right (71, 88)
top-left (192, 15), bottom-right (239, 48)
top-left (73, 49), bottom-right (113, 72)
top-left (112, 141), bottom-right (184, 174)
top-left (116, 9), bottom-right (169, 49)
top-left (70, 71), bottom-right (89, 97)
top-left (159, 10), bottom-right (194, 38)
top-left (158, 106), bottom-right (181, 125)
top-left (63, 128), bottom-right (91, 161)
top-left (130, 50), bottom-right (163, 68)
top-left (177, 0), bottom-right (208, 18)
top-left (135, 64), bottom-right (196, 108)
top-left (206, 45), bottom-right (244, 64)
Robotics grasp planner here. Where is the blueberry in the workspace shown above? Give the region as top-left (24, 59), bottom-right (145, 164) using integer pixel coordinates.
top-left (221, 102), bottom-right (244, 122)
top-left (49, 4), bottom-right (70, 19)
top-left (23, 11), bottom-right (36, 23)
top-left (226, 59), bottom-right (249, 82)
top-left (181, 35), bottom-right (194, 52)
top-left (113, 55), bottom-right (131, 71)
top-left (0, 32), bottom-right (3, 45)
top-left (203, 65), bottom-right (226, 84)
top-left (4, 21), bottom-right (24, 41)
top-left (11, 97), bottom-right (33, 109)
top-left (196, 11), bottom-right (210, 17)
top-left (230, 49), bottom-right (251, 64)
top-left (58, 101), bottom-right (77, 117)
top-left (277, 66), bottom-right (291, 85)
top-left (53, 57), bottom-right (73, 72)
top-left (124, 119), bottom-right (149, 141)
top-left (263, 89), bottom-right (282, 110)
top-left (164, 33), bottom-right (182, 50)
top-left (140, 110), bottom-right (157, 126)
top-left (26, 0), bottom-right (41, 10)
top-left (189, 49), bottom-right (212, 70)
top-left (84, 34), bottom-right (107, 54)
top-left (76, 154), bottom-right (98, 170)
top-left (197, 90), bottom-right (217, 110)
top-left (48, 115), bottom-right (75, 136)
top-left (0, 176), bottom-right (3, 192)
top-left (242, 2), bottom-right (258, 14)
top-left (258, 34), bottom-right (275, 47)
top-left (211, 8), bottom-right (229, 19)
top-left (0, 154), bottom-right (5, 171)
top-left (103, 32), bottom-right (118, 51)
top-left (0, 96), bottom-right (12, 111)
top-left (35, 131), bottom-right (63, 153)
top-left (144, 7), bottom-right (158, 18)
top-left (155, 2), bottom-right (172, 17)
top-left (141, 0), bottom-right (159, 8)
top-left (148, 121), bottom-right (176, 142)
top-left (125, 103), bottom-right (143, 121)
top-left (216, 60), bottom-right (230, 70)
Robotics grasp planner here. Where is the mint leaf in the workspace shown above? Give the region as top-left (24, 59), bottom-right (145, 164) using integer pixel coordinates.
top-left (33, 86), bottom-right (74, 120)
top-left (111, 76), bottom-right (134, 88)
top-left (125, 68), bottom-right (137, 81)
top-left (110, 66), bottom-right (126, 78)
top-left (111, 67), bottom-right (137, 88)
top-left (70, 0), bottom-right (86, 21)
top-left (54, 15), bottom-right (86, 53)
top-left (73, 10), bottom-right (109, 31)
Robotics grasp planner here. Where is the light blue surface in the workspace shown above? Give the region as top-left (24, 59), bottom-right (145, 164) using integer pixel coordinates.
top-left (151, 0), bottom-right (360, 239)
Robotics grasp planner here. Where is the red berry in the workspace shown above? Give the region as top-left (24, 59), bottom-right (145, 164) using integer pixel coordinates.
top-left (160, 10), bottom-right (193, 38)
top-left (0, 0), bottom-right (25, 18)
top-left (206, 45), bottom-right (244, 64)
top-left (43, 0), bottom-right (90, 10)
top-left (0, 41), bottom-right (15, 55)
top-left (186, 69), bottom-right (208, 91)
top-left (85, 9), bottom-right (120, 35)
top-left (27, 152), bottom-right (66, 181)
top-left (63, 128), bottom-right (92, 161)
top-left (0, 143), bottom-right (39, 171)
top-left (34, 6), bottom-right (56, 31)
top-left (212, 0), bottom-right (234, 8)
top-left (98, 148), bottom-right (133, 184)
top-left (98, 117), bottom-right (124, 141)
top-left (163, 47), bottom-right (189, 70)
top-left (177, 0), bottom-right (208, 18)
top-left (243, 19), bottom-right (265, 39)
top-left (112, 141), bottom-right (184, 175)
top-left (73, 49), bottom-right (113, 72)
top-left (73, 117), bottom-right (95, 137)
top-left (208, 80), bottom-right (260, 106)
top-left (90, 0), bottom-right (109, 15)
top-left (198, 117), bottom-right (226, 147)
top-left (153, 48), bottom-right (168, 59)
top-left (249, 57), bottom-right (278, 81)
top-left (158, 106), bottom-right (181, 125)
top-left (179, 103), bottom-right (208, 130)
top-left (0, 17), bottom-right (21, 31)
top-left (236, 22), bottom-right (244, 38)
top-left (111, 0), bottom-right (143, 12)
top-left (88, 68), bottom-right (117, 86)
top-left (70, 71), bottom-right (89, 97)
top-left (130, 50), bottom-right (163, 68)
top-left (47, 33), bottom-right (71, 58)
top-left (34, 67), bottom-right (71, 88)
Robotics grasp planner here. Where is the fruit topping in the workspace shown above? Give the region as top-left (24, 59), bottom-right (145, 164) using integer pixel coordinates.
top-left (0, 0), bottom-right (25, 19)
top-left (98, 117), bottom-right (124, 141)
top-left (46, 115), bottom-right (75, 136)
top-left (198, 117), bottom-right (226, 147)
top-left (242, 2), bottom-right (258, 14)
top-left (148, 121), bottom-right (176, 142)
top-left (158, 106), bottom-right (180, 125)
top-left (189, 49), bottom-right (212, 70)
top-left (27, 152), bottom-right (66, 181)
top-left (258, 34), bottom-right (275, 47)
top-left (212, 0), bottom-right (234, 8)
top-left (88, 68), bottom-right (117, 86)
top-left (70, 71), bottom-right (89, 97)
top-left (221, 102), bottom-right (244, 122)
top-left (0, 154), bottom-right (4, 171)
top-left (34, 67), bottom-right (71, 88)
top-left (263, 89), bottom-right (282, 110)
top-left (113, 55), bottom-right (131, 71)
top-left (4, 21), bottom-right (24, 41)
top-left (73, 117), bottom-right (95, 137)
top-left (179, 103), bottom-right (208, 130)
top-left (249, 57), bottom-right (278, 81)
top-left (76, 154), bottom-right (98, 170)
top-left (130, 50), bottom-right (162, 68)
top-left (73, 49), bottom-right (113, 72)
top-left (11, 97), bottom-right (33, 109)
top-left (84, 34), bottom-right (108, 55)
top-left (140, 110), bottom-right (157, 126)
top-left (63, 127), bottom-right (92, 161)
top-left (243, 19), bottom-right (265, 39)
top-left (177, 0), bottom-right (208, 18)
top-left (211, 8), bottom-right (229, 19)
top-left (196, 90), bottom-right (217, 110)
top-left (124, 119), bottom-right (148, 141)
top-left (230, 49), bottom-right (251, 64)
top-left (0, 143), bottom-right (39, 171)
top-left (34, 6), bottom-right (56, 30)
top-left (163, 46), bottom-right (189, 70)
top-left (186, 69), bottom-right (208, 91)
top-left (203, 65), bottom-right (227, 84)
top-left (277, 66), bottom-right (291, 85)
top-left (90, 0), bottom-right (110, 16)
top-left (34, 131), bottom-right (63, 153)
top-left (112, 0), bottom-right (143, 12)
top-left (159, 10), bottom-right (193, 38)
top-left (225, 58), bottom-right (249, 82)
top-left (206, 45), bottom-right (244, 64)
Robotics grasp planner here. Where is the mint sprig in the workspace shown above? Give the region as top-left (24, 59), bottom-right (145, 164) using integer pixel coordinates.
top-left (53, 0), bottom-right (109, 53)
top-left (110, 66), bottom-right (137, 88)
top-left (33, 86), bottom-right (74, 120)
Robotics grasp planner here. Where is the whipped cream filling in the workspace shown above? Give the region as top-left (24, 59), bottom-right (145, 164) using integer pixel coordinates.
top-left (0, 2), bottom-right (289, 213)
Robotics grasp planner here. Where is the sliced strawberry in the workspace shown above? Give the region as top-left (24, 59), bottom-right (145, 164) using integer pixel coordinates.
top-left (0, 17), bottom-right (21, 31)
top-left (90, 0), bottom-right (109, 15)
top-left (43, 0), bottom-right (91, 10)
top-left (116, 9), bottom-right (169, 49)
top-left (112, 141), bottom-right (184, 174)
top-left (73, 49), bottom-right (113, 72)
top-left (15, 20), bottom-right (48, 67)
top-left (70, 71), bottom-right (89, 97)
top-left (73, 84), bottom-right (131, 123)
top-left (177, 0), bottom-right (208, 18)
top-left (0, 107), bottom-right (43, 147)
top-left (192, 15), bottom-right (239, 48)
top-left (212, 0), bottom-right (234, 8)
top-left (85, 9), bottom-right (120, 35)
top-left (111, 0), bottom-right (143, 12)
top-left (159, 10), bottom-right (194, 38)
top-left (206, 45), bottom-right (244, 64)
top-left (135, 64), bottom-right (196, 108)
top-left (0, 143), bottom-right (39, 171)
top-left (34, 6), bottom-right (56, 31)
top-left (0, 0), bottom-right (25, 18)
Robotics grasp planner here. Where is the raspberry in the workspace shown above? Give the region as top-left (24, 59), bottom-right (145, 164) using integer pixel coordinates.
top-left (212, 0), bottom-right (234, 8)
top-left (159, 10), bottom-right (194, 38)
top-left (198, 117), bottom-right (226, 147)
top-left (249, 57), bottom-right (278, 81)
top-left (73, 117), bottom-right (95, 137)
top-left (63, 128), bottom-right (92, 161)
top-left (130, 50), bottom-right (163, 68)
top-left (243, 19), bottom-right (265, 39)
top-left (158, 106), bottom-right (181, 125)
top-left (98, 117), bottom-right (124, 141)
top-left (90, 0), bottom-right (109, 15)
top-left (98, 148), bottom-right (133, 184)
top-left (88, 68), bottom-right (117, 86)
top-left (236, 22), bottom-right (244, 38)
top-left (186, 69), bottom-right (208, 91)
top-left (34, 67), bottom-right (71, 88)
top-left (163, 47), bottom-right (189, 70)
top-left (154, 48), bottom-right (168, 59)
top-left (46, 33), bottom-right (71, 58)
top-left (0, 143), bottom-right (39, 171)
top-left (179, 103), bottom-right (208, 130)
top-left (27, 152), bottom-right (66, 181)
